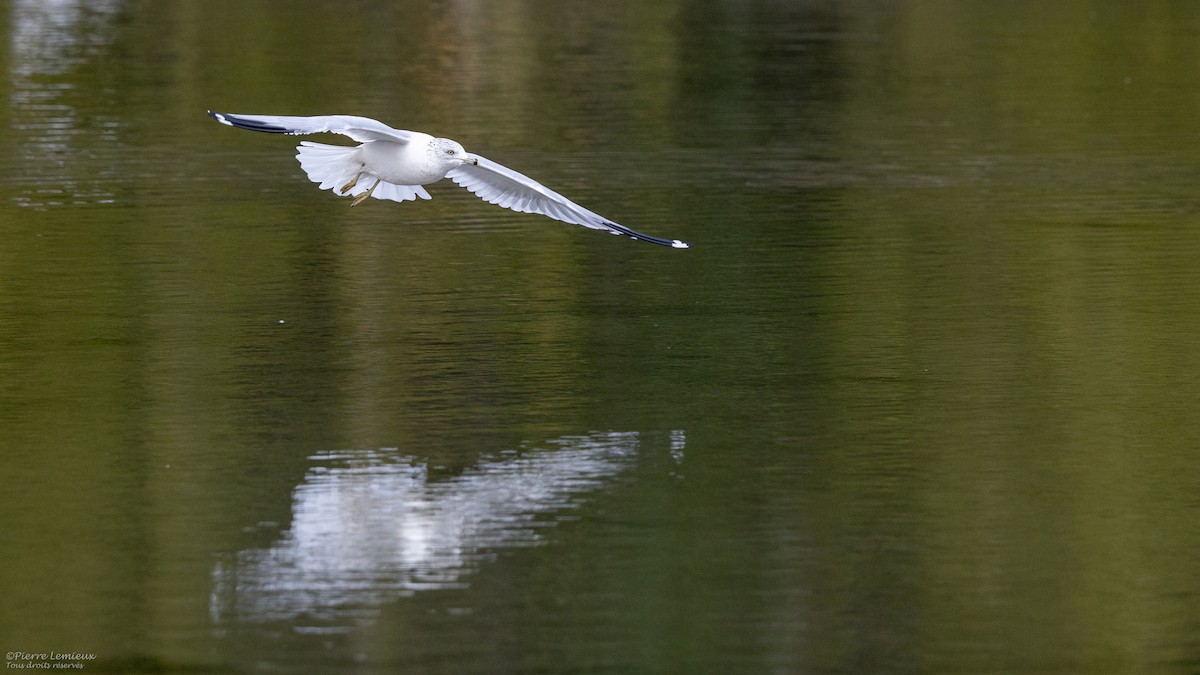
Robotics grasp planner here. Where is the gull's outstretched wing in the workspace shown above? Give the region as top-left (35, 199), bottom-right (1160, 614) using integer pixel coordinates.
top-left (208, 111), bottom-right (412, 144)
top-left (447, 155), bottom-right (689, 249)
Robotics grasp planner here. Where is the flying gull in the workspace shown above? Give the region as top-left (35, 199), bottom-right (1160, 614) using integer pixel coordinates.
top-left (208, 111), bottom-right (689, 248)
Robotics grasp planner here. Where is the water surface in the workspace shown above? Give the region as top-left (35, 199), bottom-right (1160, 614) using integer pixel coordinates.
top-left (2, 1), bottom-right (1200, 673)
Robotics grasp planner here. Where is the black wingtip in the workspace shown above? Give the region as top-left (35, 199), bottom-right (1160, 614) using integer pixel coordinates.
top-left (207, 111), bottom-right (291, 134)
top-left (603, 220), bottom-right (690, 248)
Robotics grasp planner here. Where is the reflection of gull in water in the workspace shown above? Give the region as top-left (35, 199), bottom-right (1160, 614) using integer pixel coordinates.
top-left (211, 431), bottom-right (682, 624)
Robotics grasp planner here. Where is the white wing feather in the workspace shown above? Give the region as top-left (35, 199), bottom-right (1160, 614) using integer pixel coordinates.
top-left (447, 156), bottom-right (689, 248)
top-left (208, 111), bottom-right (412, 143)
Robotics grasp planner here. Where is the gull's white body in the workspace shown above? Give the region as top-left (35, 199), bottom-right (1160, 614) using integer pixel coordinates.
top-left (360, 138), bottom-right (445, 185)
top-left (208, 111), bottom-right (689, 248)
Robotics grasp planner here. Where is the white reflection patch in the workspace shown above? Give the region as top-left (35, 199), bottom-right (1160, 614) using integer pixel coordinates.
top-left (210, 431), bottom-right (661, 624)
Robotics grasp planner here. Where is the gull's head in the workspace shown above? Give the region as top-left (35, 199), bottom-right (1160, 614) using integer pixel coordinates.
top-left (433, 138), bottom-right (478, 166)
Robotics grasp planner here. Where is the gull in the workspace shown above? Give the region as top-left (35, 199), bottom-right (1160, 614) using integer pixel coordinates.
top-left (208, 111), bottom-right (689, 248)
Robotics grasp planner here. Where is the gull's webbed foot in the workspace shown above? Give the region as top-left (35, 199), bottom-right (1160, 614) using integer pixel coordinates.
top-left (340, 166), bottom-right (365, 195)
top-left (350, 179), bottom-right (379, 207)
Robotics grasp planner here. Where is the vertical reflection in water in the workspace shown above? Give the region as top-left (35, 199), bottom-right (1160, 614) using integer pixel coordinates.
top-left (8, 0), bottom-right (123, 206)
top-left (211, 431), bottom-right (679, 626)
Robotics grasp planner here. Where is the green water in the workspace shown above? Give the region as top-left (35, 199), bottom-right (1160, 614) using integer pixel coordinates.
top-left (2, 1), bottom-right (1200, 673)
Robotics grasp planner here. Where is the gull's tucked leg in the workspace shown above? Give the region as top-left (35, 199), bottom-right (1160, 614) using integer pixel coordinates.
top-left (340, 165), bottom-right (365, 194)
top-left (350, 179), bottom-right (379, 206)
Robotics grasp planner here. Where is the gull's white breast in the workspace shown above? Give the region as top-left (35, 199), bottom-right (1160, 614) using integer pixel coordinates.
top-left (361, 133), bottom-right (445, 186)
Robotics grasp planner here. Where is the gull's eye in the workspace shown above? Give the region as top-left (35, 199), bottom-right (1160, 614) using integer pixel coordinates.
top-left (445, 148), bottom-right (455, 155)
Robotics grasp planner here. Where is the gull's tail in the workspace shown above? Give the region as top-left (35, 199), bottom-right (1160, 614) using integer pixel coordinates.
top-left (295, 142), bottom-right (431, 203)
